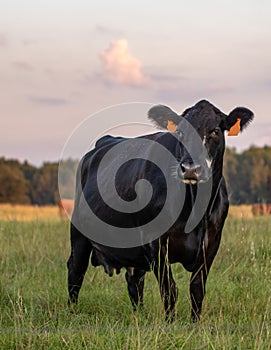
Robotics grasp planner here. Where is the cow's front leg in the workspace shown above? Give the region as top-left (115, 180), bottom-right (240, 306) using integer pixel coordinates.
top-left (190, 264), bottom-right (207, 322)
top-left (125, 268), bottom-right (145, 310)
top-left (153, 246), bottom-right (178, 321)
top-left (190, 235), bottom-right (221, 322)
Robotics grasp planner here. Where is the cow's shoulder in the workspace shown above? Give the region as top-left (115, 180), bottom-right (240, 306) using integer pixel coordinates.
top-left (94, 132), bottom-right (175, 147)
top-left (81, 136), bottom-right (126, 167)
top-left (95, 135), bottom-right (126, 148)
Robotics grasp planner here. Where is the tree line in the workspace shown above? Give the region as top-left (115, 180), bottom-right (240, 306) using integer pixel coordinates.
top-left (224, 146), bottom-right (271, 204)
top-left (0, 146), bottom-right (270, 205)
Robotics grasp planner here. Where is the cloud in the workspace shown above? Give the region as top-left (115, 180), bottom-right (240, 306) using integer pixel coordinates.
top-left (30, 97), bottom-right (68, 106)
top-left (22, 38), bottom-right (41, 46)
top-left (150, 74), bottom-right (185, 83)
top-left (12, 61), bottom-right (34, 71)
top-left (95, 25), bottom-right (124, 37)
top-left (99, 39), bottom-right (149, 87)
top-left (0, 33), bottom-right (8, 47)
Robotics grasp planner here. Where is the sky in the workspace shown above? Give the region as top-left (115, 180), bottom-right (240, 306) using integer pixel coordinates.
top-left (1, 0), bottom-right (271, 165)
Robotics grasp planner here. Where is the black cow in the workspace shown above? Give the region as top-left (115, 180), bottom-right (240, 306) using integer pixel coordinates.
top-left (67, 100), bottom-right (253, 321)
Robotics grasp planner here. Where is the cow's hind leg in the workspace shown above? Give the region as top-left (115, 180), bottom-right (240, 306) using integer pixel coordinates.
top-left (153, 246), bottom-right (178, 321)
top-left (67, 223), bottom-right (92, 304)
top-left (125, 268), bottom-right (146, 310)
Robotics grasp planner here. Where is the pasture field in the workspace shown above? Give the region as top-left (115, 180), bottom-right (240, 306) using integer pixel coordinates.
top-left (0, 204), bottom-right (60, 222)
top-left (0, 204), bottom-right (256, 222)
top-left (0, 214), bottom-right (270, 349)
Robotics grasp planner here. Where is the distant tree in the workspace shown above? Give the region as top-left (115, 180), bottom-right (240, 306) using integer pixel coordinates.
top-left (31, 162), bottom-right (59, 205)
top-left (0, 162), bottom-right (30, 204)
top-left (20, 160), bottom-right (37, 203)
top-left (20, 160), bottom-right (36, 182)
top-left (224, 146), bottom-right (271, 204)
top-left (58, 158), bottom-right (78, 199)
top-left (242, 146), bottom-right (271, 203)
top-left (224, 148), bottom-right (241, 204)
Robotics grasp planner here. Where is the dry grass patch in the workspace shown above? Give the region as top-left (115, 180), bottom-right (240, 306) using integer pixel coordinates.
top-left (0, 204), bottom-right (61, 221)
top-left (228, 205), bottom-right (253, 218)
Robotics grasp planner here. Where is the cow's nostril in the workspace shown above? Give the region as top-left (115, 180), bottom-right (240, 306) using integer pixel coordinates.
top-left (195, 165), bottom-right (202, 176)
top-left (180, 163), bottom-right (186, 173)
top-left (180, 162), bottom-right (202, 179)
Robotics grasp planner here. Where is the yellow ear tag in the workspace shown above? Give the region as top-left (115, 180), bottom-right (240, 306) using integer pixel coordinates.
top-left (167, 120), bottom-right (178, 132)
top-left (228, 118), bottom-right (241, 136)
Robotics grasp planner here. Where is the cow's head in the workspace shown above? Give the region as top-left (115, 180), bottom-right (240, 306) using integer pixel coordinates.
top-left (148, 100), bottom-right (254, 184)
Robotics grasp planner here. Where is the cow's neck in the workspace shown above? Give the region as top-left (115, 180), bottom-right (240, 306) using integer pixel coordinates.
top-left (207, 161), bottom-right (224, 215)
top-left (213, 169), bottom-right (223, 194)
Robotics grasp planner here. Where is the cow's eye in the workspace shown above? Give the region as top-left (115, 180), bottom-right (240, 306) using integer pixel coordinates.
top-left (210, 128), bottom-right (220, 137)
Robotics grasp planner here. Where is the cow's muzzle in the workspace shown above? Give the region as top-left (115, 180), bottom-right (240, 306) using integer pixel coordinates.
top-left (179, 161), bottom-right (202, 185)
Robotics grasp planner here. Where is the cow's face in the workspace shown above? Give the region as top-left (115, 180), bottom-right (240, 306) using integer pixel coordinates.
top-left (148, 100), bottom-right (254, 184)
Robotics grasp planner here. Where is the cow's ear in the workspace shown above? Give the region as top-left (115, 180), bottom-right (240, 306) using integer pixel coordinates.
top-left (148, 105), bottom-right (181, 132)
top-left (225, 107), bottom-right (254, 136)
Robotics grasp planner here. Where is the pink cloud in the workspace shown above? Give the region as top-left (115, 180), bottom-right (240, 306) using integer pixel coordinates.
top-left (99, 39), bottom-right (149, 87)
top-left (12, 61), bottom-right (34, 70)
top-left (0, 33), bottom-right (8, 47)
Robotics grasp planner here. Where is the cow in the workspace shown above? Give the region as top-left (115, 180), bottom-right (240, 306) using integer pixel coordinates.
top-left (67, 100), bottom-right (253, 321)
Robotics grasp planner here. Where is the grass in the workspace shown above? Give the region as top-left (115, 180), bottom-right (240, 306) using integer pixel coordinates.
top-left (228, 205), bottom-right (254, 219)
top-left (0, 216), bottom-right (270, 349)
top-left (0, 204), bottom-right (61, 221)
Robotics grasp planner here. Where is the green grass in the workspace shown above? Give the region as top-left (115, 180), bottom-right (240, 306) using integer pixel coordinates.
top-left (0, 218), bottom-right (270, 349)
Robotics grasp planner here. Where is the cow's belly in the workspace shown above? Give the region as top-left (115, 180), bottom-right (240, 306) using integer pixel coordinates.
top-left (168, 231), bottom-right (202, 271)
top-left (91, 243), bottom-right (155, 274)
